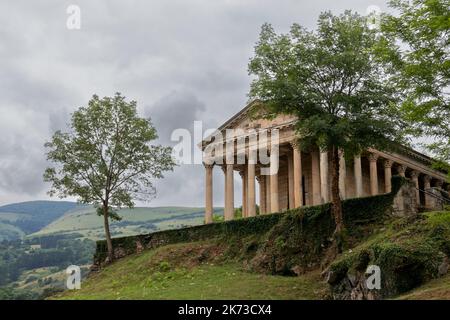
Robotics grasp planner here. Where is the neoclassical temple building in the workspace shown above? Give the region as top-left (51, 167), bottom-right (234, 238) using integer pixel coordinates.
top-left (201, 101), bottom-right (449, 223)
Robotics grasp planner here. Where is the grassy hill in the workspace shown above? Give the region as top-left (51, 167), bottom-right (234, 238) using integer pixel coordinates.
top-left (54, 242), bottom-right (327, 300)
top-left (31, 206), bottom-right (222, 240)
top-left (0, 200), bottom-right (223, 241)
top-left (0, 222), bottom-right (25, 241)
top-left (54, 206), bottom-right (450, 300)
top-left (0, 201), bottom-right (82, 239)
top-left (0, 201), bottom-right (222, 300)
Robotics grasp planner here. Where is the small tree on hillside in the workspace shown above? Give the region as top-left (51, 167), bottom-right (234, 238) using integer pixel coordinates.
top-left (44, 93), bottom-right (175, 262)
top-left (248, 11), bottom-right (406, 252)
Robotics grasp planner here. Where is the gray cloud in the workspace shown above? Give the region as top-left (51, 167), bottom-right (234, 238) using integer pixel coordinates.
top-left (0, 0), bottom-right (393, 206)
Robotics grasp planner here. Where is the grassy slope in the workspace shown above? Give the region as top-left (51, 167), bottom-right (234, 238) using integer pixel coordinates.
top-left (31, 206), bottom-right (221, 240)
top-left (54, 242), bottom-right (327, 300)
top-left (0, 222), bottom-right (25, 241)
top-left (56, 211), bottom-right (450, 300)
top-left (0, 212), bottom-right (32, 222)
top-left (0, 201), bottom-right (82, 239)
top-left (396, 273), bottom-right (450, 300)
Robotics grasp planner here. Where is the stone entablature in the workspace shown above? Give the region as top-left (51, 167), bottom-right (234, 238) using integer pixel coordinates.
top-left (200, 101), bottom-right (449, 222)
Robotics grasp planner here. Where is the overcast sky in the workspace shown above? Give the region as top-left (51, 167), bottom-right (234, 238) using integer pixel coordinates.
top-left (0, 0), bottom-right (396, 207)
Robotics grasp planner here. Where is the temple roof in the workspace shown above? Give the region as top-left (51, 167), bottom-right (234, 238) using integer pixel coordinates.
top-left (201, 100), bottom-right (448, 174)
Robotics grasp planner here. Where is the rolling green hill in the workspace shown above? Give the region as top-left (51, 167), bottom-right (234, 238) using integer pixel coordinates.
top-left (0, 201), bottom-right (223, 241)
top-left (0, 222), bottom-right (25, 241)
top-left (0, 201), bottom-right (222, 300)
top-left (31, 206), bottom-right (222, 240)
top-left (0, 201), bottom-right (82, 240)
top-left (55, 208), bottom-right (450, 300)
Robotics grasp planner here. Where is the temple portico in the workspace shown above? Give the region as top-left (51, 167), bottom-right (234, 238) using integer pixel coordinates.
top-left (201, 102), bottom-right (449, 223)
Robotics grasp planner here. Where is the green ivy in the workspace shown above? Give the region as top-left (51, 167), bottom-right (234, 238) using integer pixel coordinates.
top-left (94, 176), bottom-right (406, 265)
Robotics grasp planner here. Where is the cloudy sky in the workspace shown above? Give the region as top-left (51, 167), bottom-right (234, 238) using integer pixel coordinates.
top-left (0, 0), bottom-right (394, 207)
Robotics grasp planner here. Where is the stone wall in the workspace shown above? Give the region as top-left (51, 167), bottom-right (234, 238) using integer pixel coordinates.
top-left (393, 180), bottom-right (418, 216)
top-left (93, 176), bottom-right (407, 269)
top-left (425, 187), bottom-right (449, 211)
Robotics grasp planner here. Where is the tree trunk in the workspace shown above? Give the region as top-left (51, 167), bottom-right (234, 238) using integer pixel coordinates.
top-left (103, 205), bottom-right (114, 262)
top-left (330, 145), bottom-right (344, 252)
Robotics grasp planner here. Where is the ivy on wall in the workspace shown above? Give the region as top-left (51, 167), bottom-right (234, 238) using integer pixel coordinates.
top-left (94, 176), bottom-right (406, 266)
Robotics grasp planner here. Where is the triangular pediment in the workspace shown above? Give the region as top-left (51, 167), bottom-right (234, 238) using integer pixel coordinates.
top-left (218, 100), bottom-right (296, 132)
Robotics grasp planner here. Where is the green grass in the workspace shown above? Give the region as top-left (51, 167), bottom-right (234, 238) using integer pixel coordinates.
top-left (396, 272), bottom-right (450, 300)
top-left (55, 211), bottom-right (450, 300)
top-left (425, 210), bottom-right (450, 227)
top-left (0, 212), bottom-right (32, 223)
top-left (54, 243), bottom-right (327, 300)
top-left (0, 222), bottom-right (25, 241)
top-left (31, 206), bottom-right (220, 240)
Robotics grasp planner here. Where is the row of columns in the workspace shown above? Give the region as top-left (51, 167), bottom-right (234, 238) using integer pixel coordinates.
top-left (204, 146), bottom-right (448, 223)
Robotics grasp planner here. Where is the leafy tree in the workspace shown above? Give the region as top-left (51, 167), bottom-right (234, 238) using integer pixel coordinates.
top-left (382, 0), bottom-right (450, 180)
top-left (248, 11), bottom-right (405, 251)
top-left (44, 93), bottom-right (175, 261)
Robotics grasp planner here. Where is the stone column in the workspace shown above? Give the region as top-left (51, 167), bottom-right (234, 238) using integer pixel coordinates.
top-left (369, 153), bottom-right (379, 196)
top-left (239, 170), bottom-right (247, 218)
top-left (288, 153), bottom-right (295, 209)
top-left (424, 175), bottom-right (432, 209)
top-left (265, 172), bottom-right (271, 212)
top-left (222, 166), bottom-right (227, 219)
top-left (320, 150), bottom-right (329, 203)
top-left (339, 150), bottom-right (346, 199)
top-left (204, 164), bottom-right (213, 224)
top-left (397, 164), bottom-right (407, 177)
top-left (224, 164), bottom-right (235, 221)
top-left (354, 155), bottom-right (363, 197)
top-left (257, 175), bottom-right (266, 214)
top-left (291, 142), bottom-right (303, 207)
top-left (270, 145), bottom-right (279, 213)
top-left (311, 150), bottom-right (321, 205)
top-left (384, 159), bottom-right (393, 193)
top-left (410, 170), bottom-right (420, 206)
top-left (247, 161), bottom-right (256, 217)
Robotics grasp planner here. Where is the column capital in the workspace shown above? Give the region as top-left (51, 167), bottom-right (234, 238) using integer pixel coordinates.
top-left (423, 175), bottom-right (432, 183)
top-left (384, 159), bottom-right (394, 168)
top-left (410, 170), bottom-right (420, 179)
top-left (238, 170), bottom-right (246, 178)
top-left (396, 164), bottom-right (407, 175)
top-left (256, 175), bottom-right (263, 182)
top-left (290, 139), bottom-right (301, 150)
top-left (203, 162), bottom-right (214, 170)
top-left (368, 153), bottom-right (379, 162)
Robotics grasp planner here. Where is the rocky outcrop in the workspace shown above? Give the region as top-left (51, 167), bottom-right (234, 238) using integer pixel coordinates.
top-left (326, 212), bottom-right (450, 300)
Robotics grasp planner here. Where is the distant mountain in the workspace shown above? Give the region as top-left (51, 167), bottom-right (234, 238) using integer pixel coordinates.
top-left (0, 201), bottom-right (222, 300)
top-left (32, 206), bottom-right (223, 240)
top-left (0, 201), bottom-right (84, 240)
top-left (0, 200), bottom-right (222, 242)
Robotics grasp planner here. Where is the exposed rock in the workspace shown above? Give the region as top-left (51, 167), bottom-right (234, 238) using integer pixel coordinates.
top-left (136, 240), bottom-right (144, 254)
top-left (393, 180), bottom-right (418, 217)
top-left (438, 256), bottom-right (449, 277)
top-left (113, 247), bottom-right (126, 260)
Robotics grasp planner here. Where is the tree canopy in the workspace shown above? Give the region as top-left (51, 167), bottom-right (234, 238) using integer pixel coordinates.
top-left (248, 11), bottom-right (406, 248)
top-left (44, 93), bottom-right (175, 260)
top-left (382, 0), bottom-right (449, 176)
